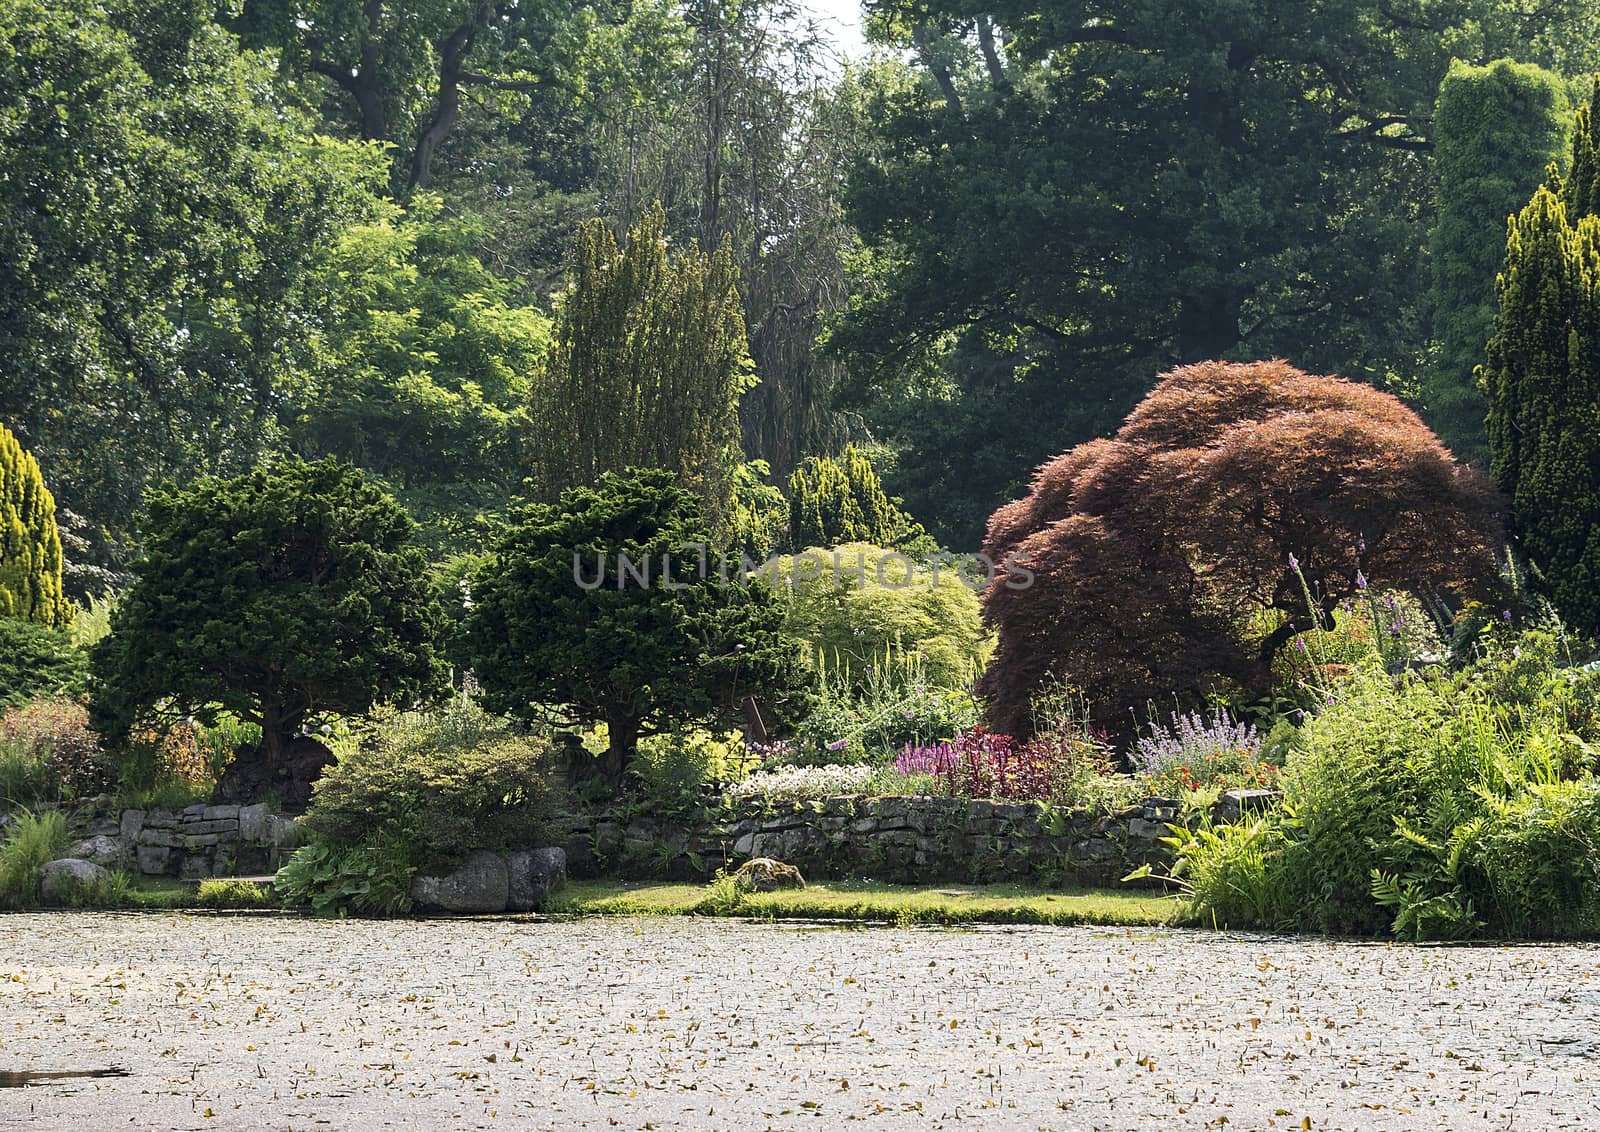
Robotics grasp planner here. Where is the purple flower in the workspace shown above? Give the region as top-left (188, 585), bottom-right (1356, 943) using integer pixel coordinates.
top-left (1355, 571), bottom-right (1368, 591)
top-left (1288, 553), bottom-right (1300, 570)
top-left (1502, 609), bottom-right (1513, 621)
top-left (826, 739), bottom-right (850, 752)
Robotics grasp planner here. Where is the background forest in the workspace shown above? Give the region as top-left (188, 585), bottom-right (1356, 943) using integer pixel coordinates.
top-left (7, 0), bottom-right (1599, 582)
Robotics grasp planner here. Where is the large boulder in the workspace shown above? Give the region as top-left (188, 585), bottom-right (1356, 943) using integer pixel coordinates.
top-left (505, 848), bottom-right (567, 912)
top-left (409, 851), bottom-right (509, 915)
top-left (39, 859), bottom-right (112, 907)
top-left (64, 835), bottom-right (130, 869)
top-left (732, 857), bottom-right (805, 893)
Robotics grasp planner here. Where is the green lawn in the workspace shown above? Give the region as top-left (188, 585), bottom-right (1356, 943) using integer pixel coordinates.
top-left (545, 878), bottom-right (1181, 927)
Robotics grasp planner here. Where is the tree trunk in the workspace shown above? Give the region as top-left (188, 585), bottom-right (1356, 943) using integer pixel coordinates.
top-left (408, 2), bottom-right (490, 190)
top-left (257, 696), bottom-right (298, 774)
top-left (599, 716), bottom-right (641, 795)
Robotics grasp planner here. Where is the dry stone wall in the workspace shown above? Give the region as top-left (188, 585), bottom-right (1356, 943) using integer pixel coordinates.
top-left (563, 793), bottom-right (1269, 887)
top-left (65, 796), bottom-right (300, 880)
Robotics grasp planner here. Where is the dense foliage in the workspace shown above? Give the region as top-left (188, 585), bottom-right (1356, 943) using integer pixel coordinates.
top-left (468, 468), bottom-right (800, 787)
top-left (772, 543), bottom-right (985, 690)
top-left (90, 459), bottom-right (447, 800)
top-left (835, 0), bottom-right (1600, 545)
top-left (0, 420), bottom-right (71, 628)
top-left (785, 447), bottom-right (926, 553)
top-left (1426, 60), bottom-right (1568, 462)
top-left (1486, 80), bottom-right (1600, 635)
top-left (527, 205), bottom-right (755, 537)
top-left (0, 0), bottom-right (381, 565)
top-left (277, 703), bottom-right (561, 916)
top-left (1163, 631), bottom-right (1600, 939)
top-left (979, 361), bottom-right (1506, 735)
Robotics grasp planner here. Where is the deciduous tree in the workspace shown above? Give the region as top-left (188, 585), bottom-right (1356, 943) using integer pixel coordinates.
top-left (979, 361), bottom-right (1505, 736)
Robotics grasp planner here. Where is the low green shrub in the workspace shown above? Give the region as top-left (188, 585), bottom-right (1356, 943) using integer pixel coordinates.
top-left (277, 702), bottom-right (563, 916)
top-left (194, 878), bottom-right (279, 910)
top-left (631, 728), bottom-right (749, 814)
top-left (0, 809), bottom-right (68, 910)
top-left (0, 619), bottom-right (88, 709)
top-left (1161, 631), bottom-right (1600, 940)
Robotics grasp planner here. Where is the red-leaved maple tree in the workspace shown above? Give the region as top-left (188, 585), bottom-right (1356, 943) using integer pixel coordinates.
top-left (978, 360), bottom-right (1506, 736)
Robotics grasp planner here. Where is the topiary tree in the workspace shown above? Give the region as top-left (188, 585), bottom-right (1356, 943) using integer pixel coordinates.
top-left (1426, 59), bottom-right (1568, 463)
top-left (90, 458), bottom-right (448, 810)
top-left (979, 361), bottom-right (1506, 737)
top-left (0, 419), bottom-right (72, 628)
top-left (786, 446), bottom-right (928, 553)
top-left (1485, 80), bottom-right (1600, 634)
top-left (467, 467), bottom-right (800, 790)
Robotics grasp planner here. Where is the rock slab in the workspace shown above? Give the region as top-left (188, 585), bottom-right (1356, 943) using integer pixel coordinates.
top-left (505, 848), bottom-right (567, 912)
top-left (39, 859), bottom-right (112, 906)
top-left (410, 851), bottom-right (509, 915)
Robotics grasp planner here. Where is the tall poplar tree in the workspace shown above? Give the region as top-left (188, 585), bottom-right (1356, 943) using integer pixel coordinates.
top-left (1485, 82), bottom-right (1600, 632)
top-left (527, 203), bottom-right (755, 534)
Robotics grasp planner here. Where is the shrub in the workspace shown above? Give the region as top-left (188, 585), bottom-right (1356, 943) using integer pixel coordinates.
top-left (469, 467), bottom-right (802, 789)
top-left (0, 618), bottom-right (87, 709)
top-left (786, 446), bottom-right (929, 553)
top-left (0, 418), bottom-right (73, 628)
top-left (772, 544), bottom-right (988, 691)
top-left (194, 878), bottom-right (278, 910)
top-left (89, 458), bottom-right (448, 809)
top-left (300, 703), bottom-right (562, 865)
top-left (1132, 707), bottom-right (1277, 795)
top-left (0, 809), bottom-right (68, 910)
top-left (727, 763), bottom-right (876, 801)
top-left (1, 699), bottom-right (113, 799)
top-left (632, 728), bottom-right (750, 814)
top-left (979, 360), bottom-right (1506, 736)
top-left (274, 836), bottom-right (414, 918)
top-left (1166, 632), bottom-right (1600, 938)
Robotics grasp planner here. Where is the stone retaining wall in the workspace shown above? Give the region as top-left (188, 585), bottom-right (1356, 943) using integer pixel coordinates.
top-left (564, 793), bottom-right (1260, 887)
top-left (66, 796), bottom-right (300, 880)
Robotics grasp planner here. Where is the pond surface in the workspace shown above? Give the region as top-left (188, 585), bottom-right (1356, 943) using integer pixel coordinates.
top-left (1, 913), bottom-right (1597, 1129)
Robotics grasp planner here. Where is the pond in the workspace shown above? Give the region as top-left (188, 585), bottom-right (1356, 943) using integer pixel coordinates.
top-left (1, 913), bottom-right (1597, 1129)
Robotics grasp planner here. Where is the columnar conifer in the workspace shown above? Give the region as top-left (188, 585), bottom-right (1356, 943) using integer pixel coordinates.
top-left (0, 419), bottom-right (71, 628)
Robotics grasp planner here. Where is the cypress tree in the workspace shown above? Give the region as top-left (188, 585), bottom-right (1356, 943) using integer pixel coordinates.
top-left (1427, 60), bottom-right (1567, 462)
top-left (1485, 80), bottom-right (1600, 632)
top-left (786, 446), bottom-right (926, 552)
top-left (0, 419), bottom-right (72, 628)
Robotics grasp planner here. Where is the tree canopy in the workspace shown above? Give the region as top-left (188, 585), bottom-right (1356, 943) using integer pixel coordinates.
top-left (0, 419), bottom-right (71, 629)
top-left (980, 361), bottom-right (1506, 736)
top-left (1486, 80), bottom-right (1600, 634)
top-left (467, 468), bottom-right (799, 788)
top-left (90, 459), bottom-right (447, 807)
